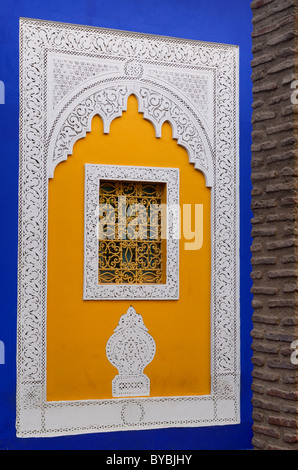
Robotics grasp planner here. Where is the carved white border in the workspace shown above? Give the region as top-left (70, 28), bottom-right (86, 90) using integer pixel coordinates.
top-left (17, 18), bottom-right (240, 437)
top-left (84, 164), bottom-right (179, 300)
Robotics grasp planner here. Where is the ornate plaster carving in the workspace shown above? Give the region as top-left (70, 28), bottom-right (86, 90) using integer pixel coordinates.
top-left (47, 80), bottom-right (212, 185)
top-left (17, 18), bottom-right (240, 437)
top-left (106, 306), bottom-right (156, 397)
top-left (84, 164), bottom-right (179, 300)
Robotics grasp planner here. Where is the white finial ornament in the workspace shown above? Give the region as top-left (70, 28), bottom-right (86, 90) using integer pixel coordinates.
top-left (106, 306), bottom-right (156, 397)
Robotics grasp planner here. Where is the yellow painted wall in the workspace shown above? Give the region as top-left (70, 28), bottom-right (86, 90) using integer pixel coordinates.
top-left (47, 95), bottom-right (211, 401)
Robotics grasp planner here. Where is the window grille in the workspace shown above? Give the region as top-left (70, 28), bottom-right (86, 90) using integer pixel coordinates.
top-left (98, 180), bottom-right (166, 284)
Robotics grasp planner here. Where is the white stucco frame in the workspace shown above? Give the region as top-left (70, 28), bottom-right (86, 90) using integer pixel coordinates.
top-left (17, 18), bottom-right (240, 437)
top-left (83, 164), bottom-right (180, 300)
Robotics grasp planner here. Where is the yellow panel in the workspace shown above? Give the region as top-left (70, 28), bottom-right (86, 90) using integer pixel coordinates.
top-left (47, 95), bottom-right (211, 401)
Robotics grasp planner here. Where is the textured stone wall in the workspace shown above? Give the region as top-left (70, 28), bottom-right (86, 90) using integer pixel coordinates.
top-left (250, 0), bottom-right (298, 450)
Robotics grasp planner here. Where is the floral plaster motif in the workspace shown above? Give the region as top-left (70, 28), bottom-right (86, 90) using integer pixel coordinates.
top-left (17, 18), bottom-right (239, 437)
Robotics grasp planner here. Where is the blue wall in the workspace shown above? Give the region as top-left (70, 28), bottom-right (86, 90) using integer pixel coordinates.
top-left (0, 0), bottom-right (253, 450)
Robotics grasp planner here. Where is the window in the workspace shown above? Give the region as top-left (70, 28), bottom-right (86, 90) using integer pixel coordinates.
top-left (98, 180), bottom-right (166, 285)
top-left (83, 164), bottom-right (179, 300)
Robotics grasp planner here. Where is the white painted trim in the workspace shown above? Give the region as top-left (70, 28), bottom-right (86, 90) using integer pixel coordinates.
top-left (17, 18), bottom-right (240, 437)
top-left (83, 164), bottom-right (179, 300)
top-left (106, 306), bottom-right (156, 397)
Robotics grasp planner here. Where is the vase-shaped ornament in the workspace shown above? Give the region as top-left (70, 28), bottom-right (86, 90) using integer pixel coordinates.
top-left (106, 305), bottom-right (156, 397)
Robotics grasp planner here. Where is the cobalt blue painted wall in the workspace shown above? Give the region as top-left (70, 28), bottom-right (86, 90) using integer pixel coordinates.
top-left (0, 0), bottom-right (253, 450)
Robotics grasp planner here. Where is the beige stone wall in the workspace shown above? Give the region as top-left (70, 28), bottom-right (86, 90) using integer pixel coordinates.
top-left (250, 0), bottom-right (298, 450)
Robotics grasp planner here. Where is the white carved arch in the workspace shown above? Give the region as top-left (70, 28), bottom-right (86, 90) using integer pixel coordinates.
top-left (17, 18), bottom-right (240, 438)
top-left (46, 78), bottom-right (213, 186)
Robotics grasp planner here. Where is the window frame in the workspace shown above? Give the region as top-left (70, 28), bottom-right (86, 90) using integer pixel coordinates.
top-left (83, 164), bottom-right (180, 300)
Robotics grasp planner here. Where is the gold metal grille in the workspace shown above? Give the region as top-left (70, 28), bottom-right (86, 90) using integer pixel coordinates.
top-left (98, 180), bottom-right (166, 284)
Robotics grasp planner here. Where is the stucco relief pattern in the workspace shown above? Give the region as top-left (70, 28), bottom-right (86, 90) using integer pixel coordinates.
top-left (84, 164), bottom-right (179, 300)
top-left (47, 82), bottom-right (211, 182)
top-left (106, 306), bottom-right (156, 397)
top-left (51, 57), bottom-right (119, 110)
top-left (17, 18), bottom-right (239, 437)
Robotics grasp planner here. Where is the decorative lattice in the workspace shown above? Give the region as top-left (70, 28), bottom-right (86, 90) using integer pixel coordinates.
top-left (106, 305), bottom-right (156, 397)
top-left (98, 180), bottom-right (165, 285)
top-left (18, 18), bottom-right (239, 437)
top-left (84, 164), bottom-right (179, 300)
